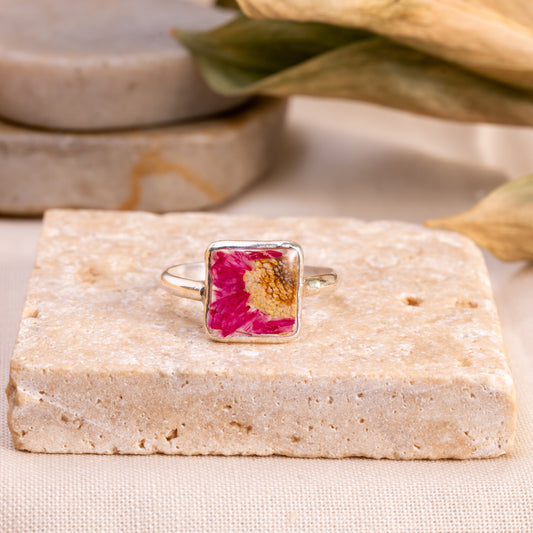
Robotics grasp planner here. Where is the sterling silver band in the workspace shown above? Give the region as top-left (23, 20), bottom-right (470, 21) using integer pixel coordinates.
top-left (161, 262), bottom-right (337, 301)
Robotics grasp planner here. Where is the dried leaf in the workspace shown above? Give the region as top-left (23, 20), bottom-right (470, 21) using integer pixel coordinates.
top-left (215, 0), bottom-right (240, 10)
top-left (175, 18), bottom-right (369, 84)
top-left (236, 0), bottom-right (533, 91)
top-left (425, 175), bottom-right (533, 261)
top-left (175, 17), bottom-right (533, 125)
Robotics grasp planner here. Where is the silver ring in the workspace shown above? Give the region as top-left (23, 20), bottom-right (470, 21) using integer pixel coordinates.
top-left (161, 240), bottom-right (337, 343)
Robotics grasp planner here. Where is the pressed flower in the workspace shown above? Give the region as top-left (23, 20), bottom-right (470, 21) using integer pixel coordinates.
top-left (206, 245), bottom-right (300, 338)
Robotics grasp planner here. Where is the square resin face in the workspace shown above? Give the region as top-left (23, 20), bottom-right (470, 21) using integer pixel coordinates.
top-left (205, 241), bottom-right (302, 341)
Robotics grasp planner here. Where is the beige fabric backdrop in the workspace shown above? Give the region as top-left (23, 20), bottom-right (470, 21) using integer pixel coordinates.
top-left (1, 98), bottom-right (533, 532)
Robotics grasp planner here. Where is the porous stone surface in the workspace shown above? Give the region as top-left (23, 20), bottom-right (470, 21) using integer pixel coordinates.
top-left (0, 98), bottom-right (285, 214)
top-left (0, 0), bottom-right (244, 130)
top-left (6, 210), bottom-right (516, 458)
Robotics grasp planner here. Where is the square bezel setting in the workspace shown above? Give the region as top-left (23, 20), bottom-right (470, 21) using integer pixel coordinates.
top-left (204, 241), bottom-right (303, 342)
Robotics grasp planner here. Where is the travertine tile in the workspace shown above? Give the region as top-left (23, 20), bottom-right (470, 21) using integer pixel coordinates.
top-left (6, 210), bottom-right (516, 458)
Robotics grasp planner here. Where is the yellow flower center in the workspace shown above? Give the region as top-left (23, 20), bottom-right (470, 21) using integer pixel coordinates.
top-left (243, 257), bottom-right (297, 319)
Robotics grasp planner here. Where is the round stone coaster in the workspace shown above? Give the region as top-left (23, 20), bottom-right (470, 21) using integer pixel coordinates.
top-left (0, 98), bottom-right (286, 214)
top-left (0, 0), bottom-right (244, 130)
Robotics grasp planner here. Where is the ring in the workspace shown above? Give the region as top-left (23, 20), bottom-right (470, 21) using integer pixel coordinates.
top-left (161, 240), bottom-right (337, 343)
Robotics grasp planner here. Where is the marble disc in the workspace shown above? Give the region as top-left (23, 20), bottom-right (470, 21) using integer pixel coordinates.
top-left (0, 0), bottom-right (245, 130)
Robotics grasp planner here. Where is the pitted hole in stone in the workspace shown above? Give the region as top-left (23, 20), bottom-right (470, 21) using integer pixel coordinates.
top-left (60, 414), bottom-right (69, 423)
top-left (327, 396), bottom-right (333, 404)
top-left (359, 418), bottom-right (365, 424)
top-left (79, 265), bottom-right (102, 284)
top-left (138, 439), bottom-right (146, 450)
top-left (308, 426), bottom-right (314, 431)
top-left (470, 393), bottom-right (476, 399)
top-left (291, 436), bottom-right (301, 443)
top-left (357, 393), bottom-right (364, 398)
top-left (223, 405), bottom-right (232, 412)
top-left (455, 299), bottom-right (478, 308)
top-left (21, 430), bottom-right (27, 437)
top-left (25, 307), bottom-right (39, 319)
top-left (230, 421), bottom-right (252, 433)
top-left (403, 295), bottom-right (422, 306)
top-left (166, 428), bottom-right (178, 442)
top-left (413, 444), bottom-right (421, 450)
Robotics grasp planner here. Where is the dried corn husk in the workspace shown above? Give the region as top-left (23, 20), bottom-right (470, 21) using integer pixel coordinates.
top-left (426, 175), bottom-right (533, 261)
top-left (176, 17), bottom-right (533, 125)
top-left (236, 0), bottom-right (533, 91)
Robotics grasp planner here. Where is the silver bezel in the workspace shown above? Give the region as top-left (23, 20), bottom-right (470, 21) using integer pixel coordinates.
top-left (204, 240), bottom-right (303, 343)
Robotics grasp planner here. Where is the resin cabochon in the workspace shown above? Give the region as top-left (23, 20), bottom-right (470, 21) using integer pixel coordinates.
top-left (205, 242), bottom-right (302, 340)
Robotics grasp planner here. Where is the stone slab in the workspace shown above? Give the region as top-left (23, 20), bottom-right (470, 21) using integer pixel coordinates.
top-left (0, 0), bottom-right (244, 130)
top-left (0, 97), bottom-right (285, 214)
top-left (6, 210), bottom-right (516, 458)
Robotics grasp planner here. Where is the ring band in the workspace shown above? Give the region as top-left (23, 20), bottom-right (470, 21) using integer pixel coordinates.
top-left (161, 240), bottom-right (337, 343)
top-left (161, 263), bottom-right (337, 300)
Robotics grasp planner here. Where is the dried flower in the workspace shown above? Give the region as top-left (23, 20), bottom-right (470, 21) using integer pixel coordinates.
top-left (207, 248), bottom-right (297, 337)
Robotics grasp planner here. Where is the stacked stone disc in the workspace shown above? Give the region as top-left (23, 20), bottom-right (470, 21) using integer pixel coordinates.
top-left (0, 0), bottom-right (286, 214)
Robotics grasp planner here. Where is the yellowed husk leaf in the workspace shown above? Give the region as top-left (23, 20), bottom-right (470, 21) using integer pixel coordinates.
top-left (425, 175), bottom-right (533, 261)
top-left (237, 0), bottom-right (533, 90)
top-left (178, 18), bottom-right (533, 126)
